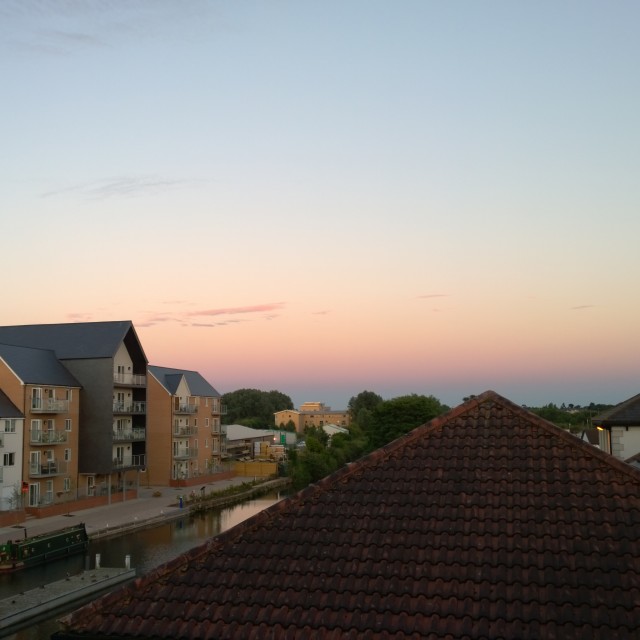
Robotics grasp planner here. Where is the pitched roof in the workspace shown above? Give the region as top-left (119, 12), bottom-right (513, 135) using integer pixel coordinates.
top-left (56, 391), bottom-right (640, 639)
top-left (593, 392), bottom-right (640, 426)
top-left (148, 365), bottom-right (221, 397)
top-left (0, 321), bottom-right (146, 361)
top-left (0, 389), bottom-right (22, 418)
top-left (0, 343), bottom-right (81, 387)
top-left (225, 424), bottom-right (275, 441)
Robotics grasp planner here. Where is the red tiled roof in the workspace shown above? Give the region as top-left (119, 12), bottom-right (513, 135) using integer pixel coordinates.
top-left (56, 391), bottom-right (640, 639)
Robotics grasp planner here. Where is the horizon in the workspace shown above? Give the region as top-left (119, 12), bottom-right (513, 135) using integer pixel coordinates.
top-left (3, 2), bottom-right (639, 412)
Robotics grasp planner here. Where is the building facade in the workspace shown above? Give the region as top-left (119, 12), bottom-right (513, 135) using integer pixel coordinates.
top-left (274, 401), bottom-right (349, 432)
top-left (147, 366), bottom-right (227, 486)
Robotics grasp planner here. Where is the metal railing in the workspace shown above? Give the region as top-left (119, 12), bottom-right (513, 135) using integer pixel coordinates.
top-left (30, 398), bottom-right (70, 413)
top-left (29, 460), bottom-right (68, 476)
top-left (112, 428), bottom-right (146, 442)
top-left (113, 372), bottom-right (146, 387)
top-left (112, 401), bottom-right (146, 414)
top-left (173, 426), bottom-right (197, 437)
top-left (30, 430), bottom-right (68, 444)
top-left (112, 454), bottom-right (146, 469)
top-left (174, 403), bottom-right (198, 414)
top-left (173, 447), bottom-right (199, 460)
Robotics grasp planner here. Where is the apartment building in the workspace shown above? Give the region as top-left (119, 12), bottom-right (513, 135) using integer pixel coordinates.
top-left (147, 366), bottom-right (227, 487)
top-left (274, 401), bottom-right (350, 432)
top-left (0, 342), bottom-right (81, 512)
top-left (0, 321), bottom-right (148, 504)
top-left (0, 389), bottom-right (25, 514)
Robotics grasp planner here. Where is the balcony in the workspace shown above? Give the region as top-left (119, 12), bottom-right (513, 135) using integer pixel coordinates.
top-left (29, 460), bottom-right (68, 477)
top-left (211, 424), bottom-right (228, 436)
top-left (173, 426), bottom-right (197, 437)
top-left (31, 398), bottom-right (70, 413)
top-left (112, 454), bottom-right (146, 470)
top-left (30, 430), bottom-right (68, 445)
top-left (113, 401), bottom-right (146, 414)
top-left (211, 402), bottom-right (228, 416)
top-left (113, 372), bottom-right (146, 387)
top-left (173, 447), bottom-right (199, 460)
top-left (174, 402), bottom-right (198, 414)
top-left (112, 428), bottom-right (146, 442)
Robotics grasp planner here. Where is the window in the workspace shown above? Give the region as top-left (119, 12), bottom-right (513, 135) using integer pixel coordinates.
top-left (3, 419), bottom-right (16, 433)
top-left (64, 448), bottom-right (71, 461)
top-left (194, 418), bottom-right (198, 427)
top-left (66, 389), bottom-right (73, 401)
top-left (205, 418), bottom-right (209, 427)
top-left (65, 419), bottom-right (72, 432)
top-left (205, 439), bottom-right (209, 449)
top-left (3, 452), bottom-right (15, 466)
top-left (64, 477), bottom-right (71, 492)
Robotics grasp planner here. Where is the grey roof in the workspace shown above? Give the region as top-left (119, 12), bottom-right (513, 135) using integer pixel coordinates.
top-left (0, 321), bottom-right (146, 361)
top-left (0, 389), bottom-right (23, 418)
top-left (593, 392), bottom-right (640, 426)
top-left (148, 365), bottom-right (220, 397)
top-left (0, 343), bottom-right (81, 387)
top-left (226, 424), bottom-right (275, 441)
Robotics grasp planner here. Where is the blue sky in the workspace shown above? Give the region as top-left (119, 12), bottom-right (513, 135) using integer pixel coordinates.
top-left (2, 1), bottom-right (639, 410)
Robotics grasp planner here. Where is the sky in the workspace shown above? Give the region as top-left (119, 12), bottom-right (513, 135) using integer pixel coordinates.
top-left (2, 1), bottom-right (639, 411)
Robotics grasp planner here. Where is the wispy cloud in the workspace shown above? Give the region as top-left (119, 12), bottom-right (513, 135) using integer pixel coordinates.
top-left (312, 310), bottom-right (330, 315)
top-left (41, 175), bottom-right (189, 200)
top-left (417, 294), bottom-right (449, 299)
top-left (571, 305), bottom-right (596, 310)
top-left (137, 303), bottom-right (285, 328)
top-left (187, 303), bottom-right (285, 318)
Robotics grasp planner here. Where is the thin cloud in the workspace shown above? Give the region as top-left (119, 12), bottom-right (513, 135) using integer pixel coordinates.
top-left (571, 305), bottom-right (596, 310)
top-left (312, 310), bottom-right (330, 316)
top-left (417, 294), bottom-right (449, 299)
top-left (188, 303), bottom-right (285, 318)
top-left (41, 175), bottom-right (188, 200)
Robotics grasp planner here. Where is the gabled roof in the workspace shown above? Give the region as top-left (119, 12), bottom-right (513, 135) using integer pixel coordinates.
top-left (0, 321), bottom-right (146, 362)
top-left (56, 391), bottom-right (640, 639)
top-left (148, 365), bottom-right (220, 397)
top-left (593, 392), bottom-right (640, 426)
top-left (0, 343), bottom-right (81, 387)
top-left (0, 389), bottom-right (23, 419)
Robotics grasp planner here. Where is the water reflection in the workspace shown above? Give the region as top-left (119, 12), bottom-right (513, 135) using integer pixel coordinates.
top-left (1, 491), bottom-right (282, 639)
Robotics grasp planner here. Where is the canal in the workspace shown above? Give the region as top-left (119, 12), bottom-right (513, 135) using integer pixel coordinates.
top-left (0, 490), bottom-right (283, 639)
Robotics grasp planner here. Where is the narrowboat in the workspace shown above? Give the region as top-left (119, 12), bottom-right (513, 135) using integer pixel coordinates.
top-left (0, 523), bottom-right (88, 572)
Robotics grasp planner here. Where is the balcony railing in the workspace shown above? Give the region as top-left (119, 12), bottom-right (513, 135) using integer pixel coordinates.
top-left (211, 403), bottom-right (228, 415)
top-left (29, 460), bottom-right (68, 477)
top-left (211, 424), bottom-right (228, 436)
top-left (112, 401), bottom-right (146, 414)
top-left (173, 447), bottom-right (198, 460)
top-left (113, 372), bottom-right (146, 387)
top-left (30, 430), bottom-right (68, 445)
top-left (112, 454), bottom-right (146, 470)
top-left (173, 426), bottom-right (197, 437)
top-left (174, 402), bottom-right (198, 414)
top-left (112, 428), bottom-right (146, 442)
top-left (31, 398), bottom-right (70, 413)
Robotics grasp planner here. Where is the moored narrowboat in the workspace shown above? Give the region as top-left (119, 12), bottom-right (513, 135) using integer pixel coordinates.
top-left (0, 523), bottom-right (88, 572)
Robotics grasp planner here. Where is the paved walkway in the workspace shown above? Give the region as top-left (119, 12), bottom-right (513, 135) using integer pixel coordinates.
top-left (0, 477), bottom-right (258, 543)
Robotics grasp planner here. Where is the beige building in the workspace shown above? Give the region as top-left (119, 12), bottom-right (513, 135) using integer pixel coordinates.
top-left (147, 366), bottom-right (227, 487)
top-left (274, 402), bottom-right (349, 433)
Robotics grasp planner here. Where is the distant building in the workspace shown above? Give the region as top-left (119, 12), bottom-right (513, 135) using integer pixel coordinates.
top-left (593, 392), bottom-right (640, 459)
top-left (274, 402), bottom-right (349, 432)
top-left (0, 389), bottom-right (25, 516)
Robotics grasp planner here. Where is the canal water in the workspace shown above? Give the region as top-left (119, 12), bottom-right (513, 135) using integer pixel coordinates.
top-left (0, 490), bottom-right (283, 639)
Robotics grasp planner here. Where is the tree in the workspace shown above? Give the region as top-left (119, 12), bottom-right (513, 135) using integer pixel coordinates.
top-left (222, 388), bottom-right (293, 427)
top-left (348, 391), bottom-right (383, 421)
top-left (365, 394), bottom-right (449, 450)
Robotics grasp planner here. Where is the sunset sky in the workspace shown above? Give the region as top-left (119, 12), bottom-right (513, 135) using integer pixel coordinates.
top-left (2, 1), bottom-right (639, 410)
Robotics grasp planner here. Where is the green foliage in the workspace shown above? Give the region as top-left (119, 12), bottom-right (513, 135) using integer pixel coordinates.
top-left (348, 390), bottom-right (383, 420)
top-left (527, 402), bottom-right (614, 433)
top-left (365, 394), bottom-right (450, 450)
top-left (222, 388), bottom-right (293, 427)
top-left (288, 393), bottom-right (446, 489)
